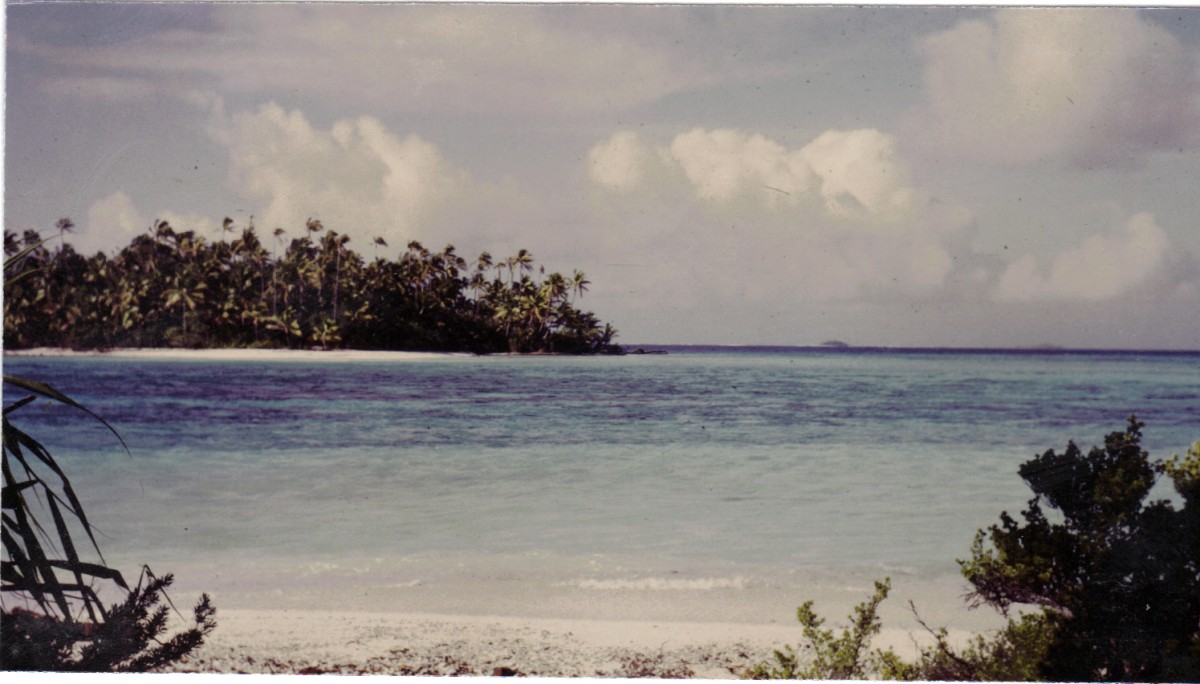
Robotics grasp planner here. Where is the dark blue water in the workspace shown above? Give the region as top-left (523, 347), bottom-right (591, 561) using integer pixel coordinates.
top-left (4, 348), bottom-right (1197, 620)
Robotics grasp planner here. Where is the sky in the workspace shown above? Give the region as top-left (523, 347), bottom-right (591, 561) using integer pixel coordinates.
top-left (5, 3), bottom-right (1200, 349)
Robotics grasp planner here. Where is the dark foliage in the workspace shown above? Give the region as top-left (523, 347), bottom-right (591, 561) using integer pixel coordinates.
top-left (901, 604), bottom-right (1053, 681)
top-left (750, 419), bottom-right (1199, 681)
top-left (961, 417), bottom-right (1200, 681)
top-left (2, 373), bottom-right (216, 672)
top-left (4, 220), bottom-right (621, 354)
top-left (3, 568), bottom-right (216, 672)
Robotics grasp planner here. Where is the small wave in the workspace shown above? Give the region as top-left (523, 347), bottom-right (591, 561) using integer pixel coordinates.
top-left (381, 579), bottom-right (423, 589)
top-left (301, 560), bottom-right (383, 576)
top-left (559, 576), bottom-right (749, 591)
top-left (301, 562), bottom-right (341, 576)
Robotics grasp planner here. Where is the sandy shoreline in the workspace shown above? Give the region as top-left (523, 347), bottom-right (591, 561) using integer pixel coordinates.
top-left (160, 608), bottom-right (969, 677)
top-left (3, 347), bottom-right (473, 362)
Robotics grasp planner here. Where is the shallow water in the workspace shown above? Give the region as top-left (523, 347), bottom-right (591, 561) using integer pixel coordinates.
top-left (5, 348), bottom-right (1197, 626)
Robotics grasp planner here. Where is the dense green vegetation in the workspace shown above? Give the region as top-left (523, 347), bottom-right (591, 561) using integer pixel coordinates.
top-left (752, 419), bottom-right (1200, 681)
top-left (3, 218), bottom-right (621, 354)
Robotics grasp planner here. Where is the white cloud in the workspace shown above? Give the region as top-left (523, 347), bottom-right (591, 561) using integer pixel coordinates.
top-left (595, 126), bottom-right (919, 223)
top-left (82, 194), bottom-right (218, 255)
top-left (799, 129), bottom-right (916, 221)
top-left (156, 211), bottom-right (220, 240)
top-left (586, 126), bottom-right (966, 302)
top-left (595, 121), bottom-right (921, 219)
top-left (206, 101), bottom-right (473, 247)
top-left (994, 212), bottom-right (1172, 301)
top-left (668, 128), bottom-right (813, 206)
top-left (910, 8), bottom-right (1200, 165)
top-left (84, 192), bottom-right (145, 255)
top-left (74, 99), bottom-right (546, 263)
top-left (588, 131), bottom-right (652, 191)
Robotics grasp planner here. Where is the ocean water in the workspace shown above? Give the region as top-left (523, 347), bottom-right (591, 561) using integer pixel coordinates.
top-left (4, 348), bottom-right (1198, 629)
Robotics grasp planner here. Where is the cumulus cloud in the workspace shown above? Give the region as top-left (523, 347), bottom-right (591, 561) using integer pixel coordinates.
top-left (586, 125), bottom-right (968, 302)
top-left (993, 213), bottom-right (1174, 301)
top-left (799, 129), bottom-right (916, 220)
top-left (83, 193), bottom-right (217, 255)
top-left (909, 8), bottom-right (1200, 166)
top-left (84, 192), bottom-right (145, 254)
top-left (593, 126), bottom-right (919, 223)
top-left (588, 131), bottom-right (653, 192)
top-left (71, 99), bottom-right (549, 262)
top-left (668, 128), bottom-right (813, 205)
top-left (205, 101), bottom-right (473, 247)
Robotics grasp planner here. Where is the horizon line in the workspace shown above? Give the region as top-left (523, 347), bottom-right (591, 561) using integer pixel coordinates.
top-left (624, 343), bottom-right (1200, 354)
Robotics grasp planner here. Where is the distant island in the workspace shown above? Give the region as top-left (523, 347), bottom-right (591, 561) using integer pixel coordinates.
top-left (3, 220), bottom-right (622, 355)
top-left (819, 340), bottom-right (851, 348)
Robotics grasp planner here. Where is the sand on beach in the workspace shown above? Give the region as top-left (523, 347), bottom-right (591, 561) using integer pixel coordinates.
top-left (161, 608), bottom-right (974, 677)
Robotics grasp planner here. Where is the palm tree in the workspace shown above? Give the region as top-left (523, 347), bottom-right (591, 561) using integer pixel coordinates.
top-left (153, 219), bottom-right (174, 245)
top-left (44, 218), bottom-right (75, 306)
top-left (55, 217), bottom-right (75, 246)
top-left (305, 218), bottom-right (324, 239)
top-left (514, 249), bottom-right (534, 282)
top-left (162, 276), bottom-right (206, 338)
top-left (4, 215), bottom-right (622, 354)
top-left (270, 228), bottom-right (286, 317)
top-left (327, 232), bottom-right (351, 322)
top-left (540, 272), bottom-right (568, 348)
top-left (570, 269), bottom-right (590, 304)
top-left (271, 227), bottom-right (287, 255)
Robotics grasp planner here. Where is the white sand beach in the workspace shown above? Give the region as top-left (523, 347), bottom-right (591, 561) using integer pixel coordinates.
top-left (161, 608), bottom-right (974, 677)
top-left (3, 347), bottom-right (472, 362)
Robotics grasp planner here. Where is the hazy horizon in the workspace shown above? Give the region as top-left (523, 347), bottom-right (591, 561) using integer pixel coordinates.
top-left (7, 4), bottom-right (1200, 350)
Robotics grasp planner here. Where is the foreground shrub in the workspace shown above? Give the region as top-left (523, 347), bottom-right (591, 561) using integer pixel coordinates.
top-left (2, 374), bottom-right (216, 671)
top-left (3, 568), bottom-right (216, 671)
top-left (751, 419), bottom-right (1200, 681)
top-left (903, 608), bottom-right (1053, 681)
top-left (962, 418), bottom-right (1200, 680)
top-left (746, 578), bottom-right (908, 679)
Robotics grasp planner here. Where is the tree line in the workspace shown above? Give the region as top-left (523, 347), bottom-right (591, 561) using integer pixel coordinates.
top-left (4, 218), bottom-right (621, 354)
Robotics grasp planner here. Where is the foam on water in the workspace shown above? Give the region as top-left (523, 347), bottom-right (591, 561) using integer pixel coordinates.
top-left (560, 576), bottom-right (751, 591)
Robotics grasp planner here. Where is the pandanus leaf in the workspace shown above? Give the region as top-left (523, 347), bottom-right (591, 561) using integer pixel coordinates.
top-left (3, 376), bottom-right (129, 454)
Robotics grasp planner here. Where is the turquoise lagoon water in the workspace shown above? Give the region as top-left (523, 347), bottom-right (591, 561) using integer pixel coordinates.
top-left (4, 348), bottom-right (1198, 628)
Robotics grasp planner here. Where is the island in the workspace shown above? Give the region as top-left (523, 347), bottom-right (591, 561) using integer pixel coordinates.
top-left (3, 221), bottom-right (622, 356)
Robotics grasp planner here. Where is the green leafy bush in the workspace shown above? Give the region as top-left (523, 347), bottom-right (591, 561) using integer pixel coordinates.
top-left (903, 607), bottom-right (1053, 681)
top-left (746, 578), bottom-right (908, 679)
top-left (961, 417), bottom-right (1200, 680)
top-left (750, 419), bottom-right (1199, 681)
